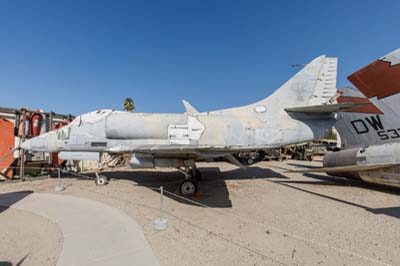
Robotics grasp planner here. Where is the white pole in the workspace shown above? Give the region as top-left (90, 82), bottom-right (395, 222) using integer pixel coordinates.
top-left (153, 185), bottom-right (167, 230)
top-left (54, 168), bottom-right (65, 192)
top-left (160, 186), bottom-right (164, 220)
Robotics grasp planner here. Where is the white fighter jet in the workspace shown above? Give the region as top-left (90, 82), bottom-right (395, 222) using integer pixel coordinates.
top-left (22, 54), bottom-right (360, 194)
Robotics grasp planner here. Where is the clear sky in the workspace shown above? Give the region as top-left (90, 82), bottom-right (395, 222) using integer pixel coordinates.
top-left (0, 0), bottom-right (399, 115)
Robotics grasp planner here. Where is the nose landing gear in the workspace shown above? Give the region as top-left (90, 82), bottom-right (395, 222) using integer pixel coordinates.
top-left (95, 173), bottom-right (109, 186)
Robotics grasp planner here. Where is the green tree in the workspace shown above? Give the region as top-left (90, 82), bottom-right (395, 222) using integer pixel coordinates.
top-left (123, 97), bottom-right (135, 112)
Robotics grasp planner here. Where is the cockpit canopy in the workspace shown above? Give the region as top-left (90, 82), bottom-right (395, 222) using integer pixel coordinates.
top-left (69, 109), bottom-right (114, 126)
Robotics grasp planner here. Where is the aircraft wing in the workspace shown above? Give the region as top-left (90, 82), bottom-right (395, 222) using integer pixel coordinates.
top-left (287, 163), bottom-right (400, 173)
top-left (107, 144), bottom-right (284, 154)
top-left (108, 144), bottom-right (238, 154)
top-left (107, 144), bottom-right (249, 168)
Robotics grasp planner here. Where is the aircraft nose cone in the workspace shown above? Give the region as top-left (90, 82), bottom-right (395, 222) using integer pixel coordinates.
top-left (19, 131), bottom-right (58, 152)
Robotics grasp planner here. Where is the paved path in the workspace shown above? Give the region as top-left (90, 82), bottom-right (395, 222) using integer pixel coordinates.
top-left (0, 191), bottom-right (159, 266)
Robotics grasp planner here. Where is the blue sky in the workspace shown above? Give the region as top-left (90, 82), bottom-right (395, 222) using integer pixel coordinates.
top-left (0, 0), bottom-right (399, 114)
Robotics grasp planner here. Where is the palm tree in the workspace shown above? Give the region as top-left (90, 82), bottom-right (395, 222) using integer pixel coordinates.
top-left (123, 97), bottom-right (135, 112)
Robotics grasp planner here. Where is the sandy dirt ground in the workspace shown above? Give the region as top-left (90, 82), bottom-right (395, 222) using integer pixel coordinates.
top-left (0, 206), bottom-right (62, 266)
top-left (1, 160), bottom-right (400, 266)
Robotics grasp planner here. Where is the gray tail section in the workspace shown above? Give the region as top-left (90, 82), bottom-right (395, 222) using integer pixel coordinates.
top-left (258, 55), bottom-right (338, 109)
top-left (335, 88), bottom-right (399, 149)
top-left (334, 48), bottom-right (400, 149)
top-left (211, 55), bottom-right (338, 115)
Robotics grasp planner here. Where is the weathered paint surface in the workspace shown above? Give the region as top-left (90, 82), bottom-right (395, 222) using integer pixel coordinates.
top-left (323, 142), bottom-right (400, 188)
top-left (22, 55), bottom-right (339, 165)
top-left (335, 49), bottom-right (400, 150)
top-left (321, 48), bottom-right (400, 188)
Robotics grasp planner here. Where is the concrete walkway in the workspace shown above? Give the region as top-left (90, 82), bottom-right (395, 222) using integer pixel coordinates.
top-left (0, 192), bottom-right (159, 266)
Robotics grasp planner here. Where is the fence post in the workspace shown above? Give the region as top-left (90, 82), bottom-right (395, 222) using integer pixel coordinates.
top-left (54, 168), bottom-right (65, 192)
top-left (153, 186), bottom-right (168, 230)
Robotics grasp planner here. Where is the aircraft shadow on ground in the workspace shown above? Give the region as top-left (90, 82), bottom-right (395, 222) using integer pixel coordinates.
top-left (292, 171), bottom-right (400, 196)
top-left (0, 190), bottom-right (33, 214)
top-left (270, 172), bottom-right (400, 219)
top-left (73, 166), bottom-right (288, 208)
top-left (0, 254), bottom-right (29, 266)
top-left (63, 162), bottom-right (400, 218)
top-left (0, 262), bottom-right (25, 266)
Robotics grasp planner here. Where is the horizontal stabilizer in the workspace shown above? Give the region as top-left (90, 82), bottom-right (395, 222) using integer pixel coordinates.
top-left (182, 100), bottom-right (199, 114)
top-left (284, 102), bottom-right (371, 114)
top-left (287, 163), bottom-right (399, 173)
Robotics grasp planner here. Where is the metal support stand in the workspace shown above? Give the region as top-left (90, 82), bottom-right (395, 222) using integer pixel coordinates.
top-left (54, 168), bottom-right (65, 192)
top-left (20, 149), bottom-right (24, 180)
top-left (20, 109), bottom-right (26, 179)
top-left (153, 186), bottom-right (168, 231)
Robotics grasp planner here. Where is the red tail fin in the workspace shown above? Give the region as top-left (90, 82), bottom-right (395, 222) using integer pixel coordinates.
top-left (348, 49), bottom-right (400, 99)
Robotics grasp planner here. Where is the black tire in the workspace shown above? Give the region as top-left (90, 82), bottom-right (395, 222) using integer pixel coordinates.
top-left (247, 158), bottom-right (254, 165)
top-left (180, 180), bottom-right (197, 195)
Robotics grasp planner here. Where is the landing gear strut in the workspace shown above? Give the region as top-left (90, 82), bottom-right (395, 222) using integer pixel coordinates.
top-left (193, 168), bottom-right (202, 181)
top-left (95, 173), bottom-right (109, 186)
top-left (93, 153), bottom-right (125, 186)
top-left (177, 166), bottom-right (202, 195)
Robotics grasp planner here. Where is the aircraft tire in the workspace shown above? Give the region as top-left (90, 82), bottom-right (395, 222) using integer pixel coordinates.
top-left (180, 180), bottom-right (197, 195)
top-left (247, 158), bottom-right (254, 165)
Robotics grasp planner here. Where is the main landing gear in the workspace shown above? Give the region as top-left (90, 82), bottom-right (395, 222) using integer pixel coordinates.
top-left (177, 166), bottom-right (202, 196)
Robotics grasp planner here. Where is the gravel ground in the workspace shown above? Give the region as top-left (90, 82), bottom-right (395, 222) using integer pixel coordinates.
top-left (1, 160), bottom-right (400, 266)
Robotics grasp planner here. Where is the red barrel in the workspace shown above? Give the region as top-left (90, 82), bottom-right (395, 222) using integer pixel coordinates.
top-left (31, 111), bottom-right (43, 137)
top-left (18, 112), bottom-right (31, 137)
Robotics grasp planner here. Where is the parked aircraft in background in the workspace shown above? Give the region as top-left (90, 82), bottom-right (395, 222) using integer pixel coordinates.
top-left (292, 48), bottom-right (400, 188)
top-left (22, 54), bottom-right (363, 194)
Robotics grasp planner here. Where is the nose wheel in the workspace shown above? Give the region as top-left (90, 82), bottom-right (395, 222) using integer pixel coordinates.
top-left (95, 173), bottom-right (109, 186)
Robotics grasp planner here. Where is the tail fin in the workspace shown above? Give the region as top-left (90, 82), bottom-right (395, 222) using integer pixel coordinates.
top-left (334, 87), bottom-right (388, 149)
top-left (348, 48), bottom-right (400, 99)
top-left (211, 55), bottom-right (338, 115)
top-left (334, 48), bottom-right (400, 149)
top-left (258, 55), bottom-right (338, 108)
